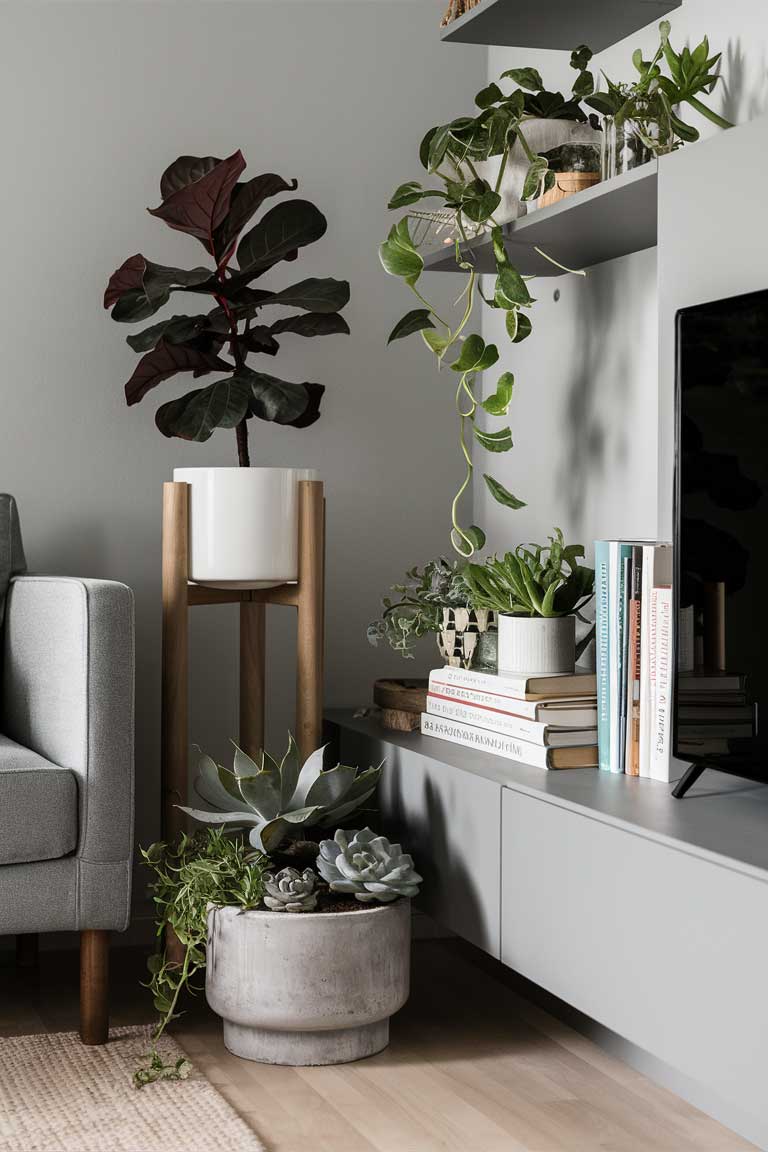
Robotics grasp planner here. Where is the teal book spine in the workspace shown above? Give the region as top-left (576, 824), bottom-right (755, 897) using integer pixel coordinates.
top-left (594, 541), bottom-right (611, 772)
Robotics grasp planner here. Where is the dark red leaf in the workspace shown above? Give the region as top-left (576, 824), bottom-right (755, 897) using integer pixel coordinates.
top-left (160, 156), bottom-right (221, 201)
top-left (286, 382), bottom-right (325, 428)
top-left (104, 254), bottom-right (146, 308)
top-left (125, 339), bottom-right (230, 406)
top-left (148, 150), bottom-right (246, 251)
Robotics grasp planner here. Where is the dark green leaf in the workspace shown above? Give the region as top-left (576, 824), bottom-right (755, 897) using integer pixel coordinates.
top-left (481, 372), bottom-right (514, 415)
top-left (125, 340), bottom-right (229, 405)
top-left (214, 173), bottom-right (299, 259)
top-left (269, 312), bottom-right (349, 339)
top-left (126, 314), bottom-right (210, 353)
top-left (522, 157), bottom-right (549, 202)
top-left (379, 220), bottom-right (423, 286)
top-left (571, 70), bottom-right (595, 98)
top-left (507, 310), bottom-right (532, 343)
top-left (570, 45), bottom-right (593, 72)
top-left (427, 125), bottom-right (451, 172)
top-left (155, 375), bottom-right (251, 441)
top-left (497, 264), bottom-right (533, 308)
top-left (484, 474), bottom-right (526, 509)
top-left (388, 181), bottom-right (444, 209)
top-left (237, 199), bottom-right (327, 273)
top-left (502, 67), bottom-right (544, 92)
top-left (387, 309), bottom-right (435, 344)
top-left (248, 371), bottom-right (317, 425)
top-left (474, 425), bottom-right (513, 452)
top-left (450, 334), bottom-right (499, 373)
top-left (105, 256), bottom-right (213, 323)
top-left (419, 126), bottom-right (438, 170)
top-left (475, 82), bottom-right (504, 109)
top-left (266, 277), bottom-right (350, 313)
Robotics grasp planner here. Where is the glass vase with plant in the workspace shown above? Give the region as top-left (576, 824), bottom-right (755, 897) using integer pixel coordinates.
top-left (586, 22), bottom-right (733, 178)
top-left (463, 528), bottom-right (595, 675)
top-left (380, 51), bottom-right (598, 556)
top-left (367, 556), bottom-right (495, 668)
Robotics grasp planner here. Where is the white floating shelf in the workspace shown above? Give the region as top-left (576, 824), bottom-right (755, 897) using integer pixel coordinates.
top-left (422, 162), bottom-right (658, 278)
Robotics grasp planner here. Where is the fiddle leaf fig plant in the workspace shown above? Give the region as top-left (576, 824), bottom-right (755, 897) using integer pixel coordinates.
top-left (104, 151), bottom-right (350, 466)
top-left (381, 58), bottom-right (594, 555)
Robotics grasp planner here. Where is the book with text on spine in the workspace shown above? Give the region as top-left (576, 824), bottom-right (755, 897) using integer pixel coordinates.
top-left (421, 713), bottom-right (598, 770)
top-left (428, 674), bottom-right (597, 725)
top-left (426, 693), bottom-right (597, 747)
top-left (594, 541), bottom-right (611, 772)
top-left (429, 665), bottom-right (596, 701)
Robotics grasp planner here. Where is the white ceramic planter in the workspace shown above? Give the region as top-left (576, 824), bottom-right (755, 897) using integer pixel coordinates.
top-left (173, 466), bottom-right (317, 588)
top-left (498, 614), bottom-right (576, 676)
top-left (206, 900), bottom-right (411, 1066)
top-left (476, 118), bottom-right (601, 224)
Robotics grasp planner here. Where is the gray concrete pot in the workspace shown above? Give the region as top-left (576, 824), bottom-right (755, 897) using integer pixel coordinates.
top-left (205, 900), bottom-right (411, 1066)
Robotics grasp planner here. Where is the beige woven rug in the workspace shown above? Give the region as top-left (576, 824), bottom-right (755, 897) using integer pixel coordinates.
top-left (0, 1026), bottom-right (266, 1152)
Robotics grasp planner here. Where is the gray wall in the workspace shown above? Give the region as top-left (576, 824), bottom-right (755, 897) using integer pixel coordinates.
top-left (473, 0), bottom-right (768, 556)
top-left (0, 1), bottom-right (484, 863)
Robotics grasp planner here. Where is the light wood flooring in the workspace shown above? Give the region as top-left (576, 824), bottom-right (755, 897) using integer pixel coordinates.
top-left (0, 939), bottom-right (755, 1152)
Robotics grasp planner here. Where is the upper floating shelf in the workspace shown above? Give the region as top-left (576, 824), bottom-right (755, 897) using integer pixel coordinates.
top-left (422, 161), bottom-right (658, 277)
top-left (440, 0), bottom-right (682, 51)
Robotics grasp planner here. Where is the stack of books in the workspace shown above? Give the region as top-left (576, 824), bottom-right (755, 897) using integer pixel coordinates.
top-left (595, 540), bottom-right (673, 779)
top-left (677, 672), bottom-right (752, 756)
top-left (420, 665), bottom-right (598, 770)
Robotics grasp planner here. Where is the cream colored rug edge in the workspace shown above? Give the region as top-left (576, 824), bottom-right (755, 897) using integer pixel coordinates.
top-left (0, 1025), bottom-right (266, 1152)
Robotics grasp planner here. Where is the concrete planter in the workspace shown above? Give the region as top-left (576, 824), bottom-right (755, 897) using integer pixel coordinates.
top-left (498, 614), bottom-right (576, 675)
top-left (205, 900), bottom-right (411, 1066)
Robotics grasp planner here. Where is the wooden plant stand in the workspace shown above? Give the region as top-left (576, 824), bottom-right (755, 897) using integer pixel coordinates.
top-left (161, 479), bottom-right (325, 843)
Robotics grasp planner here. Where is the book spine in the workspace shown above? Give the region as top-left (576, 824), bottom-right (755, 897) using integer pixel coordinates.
top-left (429, 665), bottom-right (530, 696)
top-left (420, 713), bottom-right (550, 769)
top-left (626, 547), bottom-right (643, 776)
top-left (594, 541), bottom-right (611, 772)
top-left (638, 545), bottom-right (654, 778)
top-left (608, 544), bottom-right (632, 773)
top-left (426, 694), bottom-right (550, 744)
top-left (650, 587), bottom-right (673, 782)
top-left (428, 677), bottom-right (539, 719)
top-left (618, 553), bottom-right (632, 773)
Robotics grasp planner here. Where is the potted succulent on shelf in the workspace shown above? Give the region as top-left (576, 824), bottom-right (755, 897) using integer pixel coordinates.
top-left (586, 22), bottom-right (732, 178)
top-left (138, 738), bottom-right (420, 1081)
top-left (463, 528), bottom-right (595, 675)
top-left (380, 52), bottom-right (599, 555)
top-left (367, 556), bottom-right (496, 670)
top-left (104, 151), bottom-right (350, 587)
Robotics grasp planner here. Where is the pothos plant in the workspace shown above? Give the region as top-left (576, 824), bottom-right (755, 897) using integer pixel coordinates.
top-left (367, 556), bottom-right (470, 658)
top-left (585, 22), bottom-right (732, 155)
top-left (104, 151), bottom-right (350, 466)
top-left (379, 51), bottom-right (596, 556)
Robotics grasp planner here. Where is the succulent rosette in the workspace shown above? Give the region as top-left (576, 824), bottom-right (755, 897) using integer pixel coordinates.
top-left (263, 867), bottom-right (318, 913)
top-left (317, 828), bottom-right (422, 904)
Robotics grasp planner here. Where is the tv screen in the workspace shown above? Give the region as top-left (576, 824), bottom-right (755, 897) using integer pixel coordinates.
top-left (675, 287), bottom-right (768, 782)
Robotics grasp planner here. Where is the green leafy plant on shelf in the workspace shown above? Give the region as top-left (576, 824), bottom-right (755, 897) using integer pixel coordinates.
top-left (136, 827), bottom-right (266, 1088)
top-left (586, 21), bottom-right (733, 157)
top-left (380, 51), bottom-right (596, 555)
top-left (463, 528), bottom-right (595, 645)
top-left (367, 556), bottom-right (470, 658)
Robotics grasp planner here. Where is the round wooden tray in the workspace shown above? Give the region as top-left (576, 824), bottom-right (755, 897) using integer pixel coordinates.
top-left (373, 678), bottom-right (429, 731)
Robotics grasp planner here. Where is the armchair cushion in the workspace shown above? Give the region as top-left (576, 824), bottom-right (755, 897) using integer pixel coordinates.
top-left (0, 494), bottom-right (26, 629)
top-left (0, 734), bottom-right (77, 865)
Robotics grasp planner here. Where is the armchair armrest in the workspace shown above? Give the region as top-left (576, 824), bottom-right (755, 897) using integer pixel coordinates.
top-left (1, 576), bottom-right (134, 866)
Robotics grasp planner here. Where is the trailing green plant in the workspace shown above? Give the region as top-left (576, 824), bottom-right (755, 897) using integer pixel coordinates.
top-left (104, 151), bottom-right (350, 466)
top-left (586, 21), bottom-right (733, 155)
top-left (316, 828), bottom-right (422, 903)
top-left (464, 528), bottom-right (595, 619)
top-left (136, 827), bottom-right (266, 1088)
top-left (179, 736), bottom-right (382, 853)
top-left (367, 556), bottom-right (470, 658)
top-left (380, 52), bottom-right (595, 555)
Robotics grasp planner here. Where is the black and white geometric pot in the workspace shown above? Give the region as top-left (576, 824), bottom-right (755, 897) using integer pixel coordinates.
top-left (437, 607), bottom-right (496, 669)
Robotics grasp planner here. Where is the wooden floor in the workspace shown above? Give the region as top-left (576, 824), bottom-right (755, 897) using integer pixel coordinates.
top-left (0, 938), bottom-right (755, 1152)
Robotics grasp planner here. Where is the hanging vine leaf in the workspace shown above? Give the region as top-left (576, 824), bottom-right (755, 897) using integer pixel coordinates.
top-left (481, 372), bottom-right (514, 416)
top-left (474, 426), bottom-right (513, 452)
top-left (387, 309), bottom-right (435, 344)
top-left (484, 474), bottom-right (526, 509)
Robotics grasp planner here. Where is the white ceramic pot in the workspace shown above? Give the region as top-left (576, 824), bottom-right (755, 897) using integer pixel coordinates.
top-left (173, 466), bottom-right (318, 588)
top-left (206, 901), bottom-right (411, 1066)
top-left (476, 118), bottom-right (601, 224)
top-left (497, 614), bottom-right (576, 676)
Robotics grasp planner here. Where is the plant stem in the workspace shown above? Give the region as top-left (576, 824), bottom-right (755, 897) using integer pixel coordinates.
top-left (686, 95), bottom-right (734, 129)
top-left (236, 420), bottom-right (251, 467)
top-left (451, 373), bottom-right (477, 556)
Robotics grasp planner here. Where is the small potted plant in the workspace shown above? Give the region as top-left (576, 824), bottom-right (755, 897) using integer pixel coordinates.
top-left (367, 556), bottom-right (495, 669)
top-left (137, 739), bottom-right (421, 1077)
top-left (104, 151), bottom-right (350, 587)
top-left (586, 22), bottom-right (732, 179)
top-left (463, 529), bottom-right (594, 675)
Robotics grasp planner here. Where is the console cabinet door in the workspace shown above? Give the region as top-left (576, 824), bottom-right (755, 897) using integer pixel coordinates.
top-left (501, 787), bottom-right (768, 1134)
top-left (338, 728), bottom-right (501, 957)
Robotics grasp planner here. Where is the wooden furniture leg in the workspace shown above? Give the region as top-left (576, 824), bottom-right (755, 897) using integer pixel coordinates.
top-left (296, 481), bottom-right (325, 760)
top-left (162, 482), bottom-right (189, 843)
top-left (240, 599), bottom-right (265, 760)
top-left (80, 930), bottom-right (109, 1045)
top-left (15, 933), bottom-right (38, 969)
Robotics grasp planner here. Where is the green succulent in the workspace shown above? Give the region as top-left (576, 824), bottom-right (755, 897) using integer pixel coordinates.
top-left (316, 828), bottom-right (422, 904)
top-left (263, 867), bottom-right (318, 912)
top-left (464, 528), bottom-right (595, 618)
top-left (178, 737), bottom-right (382, 854)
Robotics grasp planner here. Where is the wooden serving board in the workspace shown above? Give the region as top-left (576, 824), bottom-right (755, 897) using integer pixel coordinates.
top-left (373, 678), bottom-right (429, 731)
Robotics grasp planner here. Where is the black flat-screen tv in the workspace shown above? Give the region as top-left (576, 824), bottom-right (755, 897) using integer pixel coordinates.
top-left (673, 287), bottom-right (768, 797)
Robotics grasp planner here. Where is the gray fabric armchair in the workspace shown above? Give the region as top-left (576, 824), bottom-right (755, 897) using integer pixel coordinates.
top-left (0, 495), bottom-right (134, 1044)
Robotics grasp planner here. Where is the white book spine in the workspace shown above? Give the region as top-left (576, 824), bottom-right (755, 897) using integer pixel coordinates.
top-left (428, 677), bottom-right (540, 719)
top-left (420, 713), bottom-right (551, 769)
top-left (430, 665), bottom-right (532, 696)
top-left (426, 695), bottom-right (550, 744)
top-left (639, 544), bottom-right (672, 777)
top-left (650, 587), bottom-right (673, 782)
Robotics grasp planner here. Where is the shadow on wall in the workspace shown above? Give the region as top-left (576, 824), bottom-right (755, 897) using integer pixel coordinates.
top-left (557, 268), bottom-right (634, 531)
top-left (721, 39), bottom-right (768, 124)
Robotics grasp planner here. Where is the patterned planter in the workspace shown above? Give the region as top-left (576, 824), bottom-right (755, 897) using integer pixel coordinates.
top-left (437, 607), bottom-right (496, 669)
